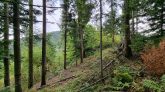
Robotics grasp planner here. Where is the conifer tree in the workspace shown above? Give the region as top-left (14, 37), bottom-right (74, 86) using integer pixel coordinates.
top-left (3, 1), bottom-right (10, 87)
top-left (28, 0), bottom-right (34, 88)
top-left (13, 0), bottom-right (22, 91)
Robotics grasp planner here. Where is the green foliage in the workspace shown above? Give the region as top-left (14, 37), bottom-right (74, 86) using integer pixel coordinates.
top-left (143, 0), bottom-right (165, 36)
top-left (66, 35), bottom-right (77, 62)
top-left (113, 66), bottom-right (133, 83)
top-left (110, 66), bottom-right (133, 91)
top-left (75, 0), bottom-right (94, 27)
top-left (0, 63), bottom-right (3, 79)
top-left (46, 34), bottom-right (56, 63)
top-left (130, 33), bottom-right (164, 53)
top-left (66, 24), bottom-right (119, 62)
top-left (143, 74), bottom-right (165, 92)
top-left (132, 34), bottom-right (165, 53)
top-left (8, 34), bottom-right (57, 90)
top-left (84, 25), bottom-right (99, 56)
top-left (143, 79), bottom-right (161, 92)
top-left (0, 41), bottom-right (3, 61)
top-left (0, 86), bottom-right (15, 92)
top-left (84, 25), bottom-right (99, 49)
top-left (160, 75), bottom-right (165, 90)
top-left (130, 33), bottom-right (147, 53)
top-left (67, 25), bottom-right (99, 62)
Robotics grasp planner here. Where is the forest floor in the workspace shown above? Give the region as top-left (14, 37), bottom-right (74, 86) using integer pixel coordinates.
top-left (32, 55), bottom-right (97, 89)
top-left (30, 48), bottom-right (144, 92)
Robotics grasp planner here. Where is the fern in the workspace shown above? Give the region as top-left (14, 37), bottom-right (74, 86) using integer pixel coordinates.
top-left (143, 79), bottom-right (161, 92)
top-left (111, 66), bottom-right (133, 91)
top-left (141, 40), bottom-right (165, 76)
top-left (160, 75), bottom-right (165, 91)
top-left (160, 75), bottom-right (165, 83)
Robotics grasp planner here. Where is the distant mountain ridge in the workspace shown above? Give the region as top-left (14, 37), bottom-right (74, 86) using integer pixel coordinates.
top-left (48, 31), bottom-right (62, 43)
top-left (33, 31), bottom-right (62, 44)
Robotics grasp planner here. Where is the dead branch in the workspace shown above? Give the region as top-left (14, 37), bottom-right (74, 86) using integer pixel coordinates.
top-left (37, 75), bottom-right (76, 90)
top-left (78, 75), bottom-right (109, 92)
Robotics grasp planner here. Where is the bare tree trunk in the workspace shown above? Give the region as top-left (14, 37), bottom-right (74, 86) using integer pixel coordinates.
top-left (111, 0), bottom-right (115, 43)
top-left (80, 28), bottom-right (84, 63)
top-left (28, 0), bottom-right (33, 88)
top-left (123, 0), bottom-right (132, 58)
top-left (64, 24), bottom-right (67, 69)
top-left (99, 0), bottom-right (103, 81)
top-left (132, 10), bottom-right (135, 36)
top-left (4, 2), bottom-right (10, 87)
top-left (64, 0), bottom-right (68, 69)
top-left (112, 30), bottom-right (115, 43)
top-left (136, 10), bottom-right (139, 32)
top-left (13, 0), bottom-right (22, 91)
top-left (41, 0), bottom-right (47, 86)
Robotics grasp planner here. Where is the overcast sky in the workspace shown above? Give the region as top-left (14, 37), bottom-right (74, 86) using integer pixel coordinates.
top-left (31, 0), bottom-right (147, 33)
top-left (33, 0), bottom-right (62, 33)
top-left (32, 0), bottom-right (121, 33)
top-left (2, 0), bottom-right (150, 40)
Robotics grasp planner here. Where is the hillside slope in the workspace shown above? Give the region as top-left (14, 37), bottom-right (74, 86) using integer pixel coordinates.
top-left (28, 48), bottom-right (144, 92)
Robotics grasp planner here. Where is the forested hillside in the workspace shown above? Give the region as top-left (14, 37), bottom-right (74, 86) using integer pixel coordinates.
top-left (0, 0), bottom-right (165, 92)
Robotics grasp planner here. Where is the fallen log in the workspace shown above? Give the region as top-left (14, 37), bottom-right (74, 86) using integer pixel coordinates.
top-left (37, 75), bottom-right (76, 90)
top-left (103, 60), bottom-right (114, 70)
top-left (49, 75), bottom-right (76, 88)
top-left (78, 75), bottom-right (109, 92)
top-left (80, 60), bottom-right (114, 89)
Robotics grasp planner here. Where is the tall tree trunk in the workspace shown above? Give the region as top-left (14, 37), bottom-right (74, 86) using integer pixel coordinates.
top-left (111, 0), bottom-right (115, 43)
top-left (132, 10), bottom-right (135, 36)
top-left (80, 28), bottom-right (84, 63)
top-left (4, 2), bottom-right (10, 87)
top-left (123, 0), bottom-right (132, 58)
top-left (77, 0), bottom-right (84, 63)
top-left (41, 0), bottom-right (47, 86)
top-left (136, 17), bottom-right (139, 32)
top-left (28, 0), bottom-right (33, 88)
top-left (64, 0), bottom-right (68, 69)
top-left (99, 0), bottom-right (103, 80)
top-left (64, 23), bottom-right (67, 69)
top-left (13, 0), bottom-right (22, 91)
top-left (112, 29), bottom-right (115, 43)
top-left (136, 14), bottom-right (138, 32)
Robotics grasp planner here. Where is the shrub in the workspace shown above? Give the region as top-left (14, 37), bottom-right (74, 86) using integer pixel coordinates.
top-left (141, 40), bottom-right (165, 76)
top-left (130, 33), bottom-right (147, 53)
top-left (110, 66), bottom-right (133, 91)
top-left (113, 66), bottom-right (133, 83)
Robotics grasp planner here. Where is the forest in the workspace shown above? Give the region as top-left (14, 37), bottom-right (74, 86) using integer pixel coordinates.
top-left (0, 0), bottom-right (165, 92)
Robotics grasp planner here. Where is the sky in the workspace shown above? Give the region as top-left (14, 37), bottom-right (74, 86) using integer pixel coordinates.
top-left (33, 0), bottom-right (150, 33)
top-left (33, 0), bottom-right (62, 33)
top-left (7, 0), bottom-right (149, 39)
top-left (32, 0), bottom-right (124, 33)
